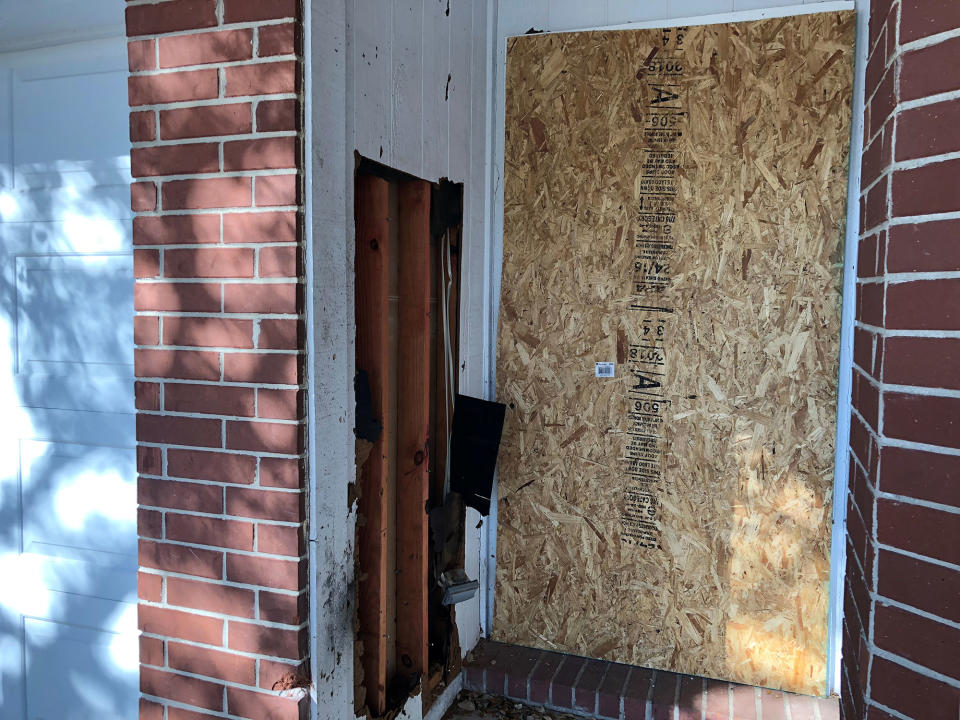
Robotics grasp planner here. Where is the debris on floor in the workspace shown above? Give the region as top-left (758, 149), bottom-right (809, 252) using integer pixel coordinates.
top-left (441, 690), bottom-right (582, 719)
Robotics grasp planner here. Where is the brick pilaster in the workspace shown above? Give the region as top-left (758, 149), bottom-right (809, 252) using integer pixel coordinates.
top-left (843, 1), bottom-right (960, 718)
top-left (126, 1), bottom-right (307, 718)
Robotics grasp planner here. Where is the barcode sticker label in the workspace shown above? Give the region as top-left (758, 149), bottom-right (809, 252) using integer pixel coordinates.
top-left (595, 362), bottom-right (615, 378)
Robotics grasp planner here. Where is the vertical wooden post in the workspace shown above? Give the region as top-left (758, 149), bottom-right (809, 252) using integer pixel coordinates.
top-left (395, 180), bottom-right (431, 680)
top-left (354, 174), bottom-right (390, 715)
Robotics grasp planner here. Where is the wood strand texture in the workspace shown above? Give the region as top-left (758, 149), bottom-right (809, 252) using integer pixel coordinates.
top-left (493, 12), bottom-right (854, 697)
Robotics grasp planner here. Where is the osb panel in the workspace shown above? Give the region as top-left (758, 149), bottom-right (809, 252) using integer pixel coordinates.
top-left (493, 12), bottom-right (854, 697)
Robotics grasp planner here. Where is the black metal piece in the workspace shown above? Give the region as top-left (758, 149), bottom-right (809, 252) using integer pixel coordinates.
top-left (449, 394), bottom-right (506, 516)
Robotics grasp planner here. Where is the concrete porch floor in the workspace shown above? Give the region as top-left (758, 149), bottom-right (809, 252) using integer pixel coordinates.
top-left (459, 640), bottom-right (840, 720)
top-left (442, 691), bottom-right (587, 719)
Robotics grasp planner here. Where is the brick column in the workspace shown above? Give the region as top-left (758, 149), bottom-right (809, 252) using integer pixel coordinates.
top-left (843, 2), bottom-right (960, 718)
top-left (126, 1), bottom-right (307, 718)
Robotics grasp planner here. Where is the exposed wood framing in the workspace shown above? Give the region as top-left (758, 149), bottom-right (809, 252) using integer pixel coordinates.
top-left (355, 167), bottom-right (464, 717)
top-left (396, 180), bottom-right (432, 680)
top-left (355, 174), bottom-right (391, 716)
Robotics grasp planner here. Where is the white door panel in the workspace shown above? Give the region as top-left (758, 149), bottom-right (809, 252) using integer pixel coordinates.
top-left (0, 217), bottom-right (130, 250)
top-left (0, 30), bottom-right (136, 720)
top-left (21, 440), bottom-right (137, 560)
top-left (2, 39), bottom-right (130, 192)
top-left (25, 615), bottom-right (138, 720)
top-left (15, 255), bottom-right (134, 376)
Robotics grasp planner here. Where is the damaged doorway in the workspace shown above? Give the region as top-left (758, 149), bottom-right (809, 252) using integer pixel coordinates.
top-left (353, 159), bottom-right (465, 718)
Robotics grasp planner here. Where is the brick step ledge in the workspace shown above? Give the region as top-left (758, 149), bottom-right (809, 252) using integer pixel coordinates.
top-left (463, 640), bottom-right (839, 720)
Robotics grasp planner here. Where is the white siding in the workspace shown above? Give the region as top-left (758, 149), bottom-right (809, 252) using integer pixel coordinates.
top-left (309, 1), bottom-right (493, 717)
top-left (349, 0), bottom-right (487, 188)
top-left (347, 0), bottom-right (493, 662)
top-left (496, 0), bottom-right (849, 37)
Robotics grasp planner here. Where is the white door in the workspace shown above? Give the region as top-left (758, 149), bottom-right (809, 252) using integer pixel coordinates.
top-left (0, 35), bottom-right (138, 719)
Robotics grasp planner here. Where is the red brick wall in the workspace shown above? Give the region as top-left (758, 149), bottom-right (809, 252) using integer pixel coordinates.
top-left (843, 1), bottom-right (960, 718)
top-left (126, 1), bottom-right (307, 718)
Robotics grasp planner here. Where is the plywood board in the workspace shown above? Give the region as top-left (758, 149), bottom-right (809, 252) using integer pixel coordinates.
top-left (493, 12), bottom-right (854, 697)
